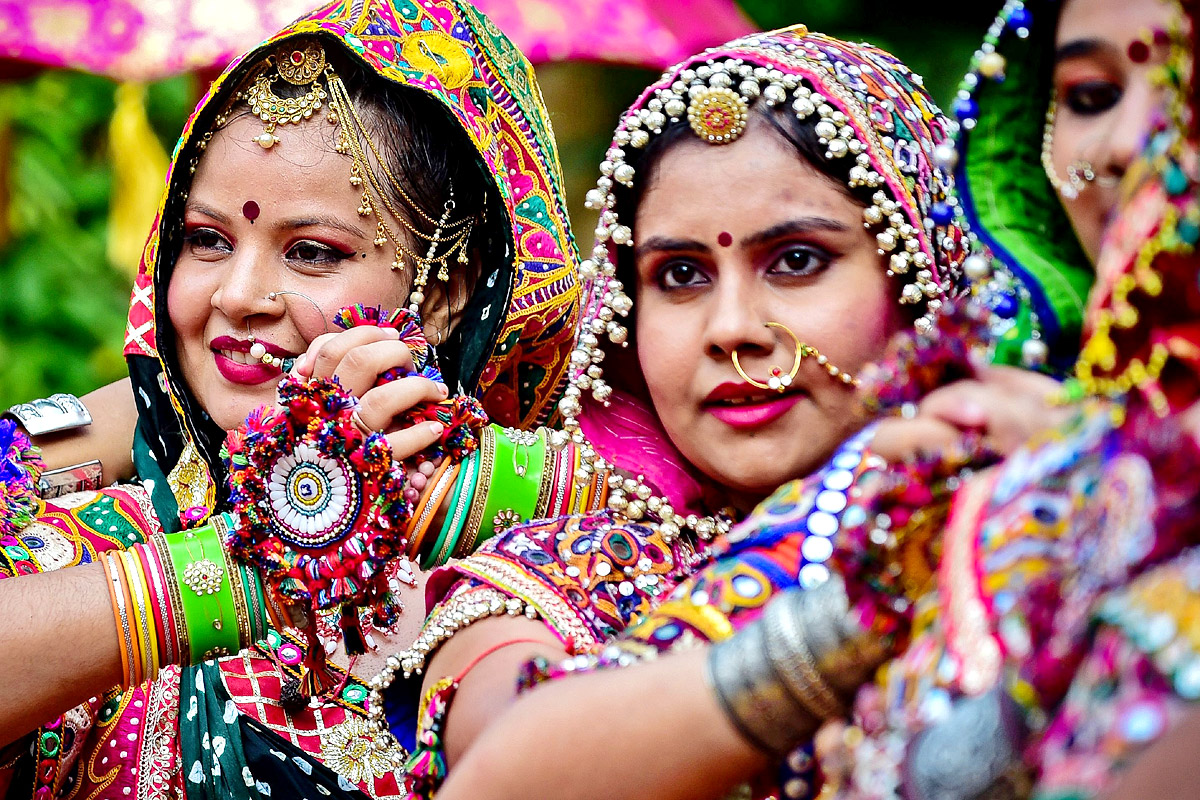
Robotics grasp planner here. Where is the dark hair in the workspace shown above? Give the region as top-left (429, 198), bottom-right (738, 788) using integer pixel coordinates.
top-left (610, 103), bottom-right (887, 315)
top-left (335, 54), bottom-right (506, 390)
top-left (339, 54), bottom-right (495, 280)
top-left (194, 45), bottom-right (507, 390)
top-left (598, 104), bottom-right (886, 400)
top-left (610, 104), bottom-right (886, 299)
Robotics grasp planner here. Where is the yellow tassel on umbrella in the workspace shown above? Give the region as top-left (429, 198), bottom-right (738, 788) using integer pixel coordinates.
top-left (107, 82), bottom-right (168, 276)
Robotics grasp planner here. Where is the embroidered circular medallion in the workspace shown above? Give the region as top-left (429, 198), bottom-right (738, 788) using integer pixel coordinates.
top-left (268, 443), bottom-right (360, 549)
top-left (687, 87), bottom-right (749, 143)
top-left (400, 31), bottom-right (474, 89)
top-left (321, 716), bottom-right (407, 784)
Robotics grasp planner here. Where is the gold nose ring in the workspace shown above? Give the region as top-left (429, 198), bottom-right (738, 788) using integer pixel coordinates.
top-left (731, 322), bottom-right (803, 392)
top-left (731, 322), bottom-right (859, 391)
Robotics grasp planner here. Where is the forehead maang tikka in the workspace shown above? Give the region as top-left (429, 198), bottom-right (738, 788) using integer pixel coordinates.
top-left (199, 40), bottom-right (475, 314)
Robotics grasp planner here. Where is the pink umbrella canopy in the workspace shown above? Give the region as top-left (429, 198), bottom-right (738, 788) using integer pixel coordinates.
top-left (0, 0), bottom-right (757, 79)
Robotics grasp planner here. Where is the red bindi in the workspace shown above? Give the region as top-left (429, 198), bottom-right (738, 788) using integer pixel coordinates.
top-left (717, 231), bottom-right (733, 247)
top-left (1128, 39), bottom-right (1150, 63)
top-left (242, 200), bottom-right (260, 222)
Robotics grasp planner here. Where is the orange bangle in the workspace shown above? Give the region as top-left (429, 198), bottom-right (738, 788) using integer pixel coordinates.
top-left (590, 468), bottom-right (609, 511)
top-left (101, 554), bottom-right (134, 688)
top-left (114, 553), bottom-right (145, 686)
top-left (407, 461), bottom-right (458, 559)
top-left (120, 549), bottom-right (158, 682)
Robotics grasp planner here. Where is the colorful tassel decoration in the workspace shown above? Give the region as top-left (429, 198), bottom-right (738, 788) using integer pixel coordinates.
top-left (0, 419), bottom-right (44, 537)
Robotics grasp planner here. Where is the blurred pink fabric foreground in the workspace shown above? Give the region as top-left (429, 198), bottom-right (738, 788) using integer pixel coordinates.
top-left (0, 0), bottom-right (756, 78)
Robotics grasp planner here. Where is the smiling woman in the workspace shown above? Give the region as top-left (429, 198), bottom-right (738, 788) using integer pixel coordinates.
top-left (0, 1), bottom-right (583, 796)
top-left (169, 110), bottom-right (418, 432)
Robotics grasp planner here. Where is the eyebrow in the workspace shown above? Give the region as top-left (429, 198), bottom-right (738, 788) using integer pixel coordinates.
top-left (1055, 38), bottom-right (1105, 62)
top-left (634, 235), bottom-right (708, 258)
top-left (183, 202), bottom-right (367, 240)
top-left (635, 217), bottom-right (850, 259)
top-left (185, 201), bottom-right (231, 225)
top-left (284, 215), bottom-right (368, 241)
top-left (739, 218), bottom-right (849, 250)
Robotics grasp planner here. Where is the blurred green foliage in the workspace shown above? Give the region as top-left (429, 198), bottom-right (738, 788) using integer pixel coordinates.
top-left (737, 0), bottom-right (995, 105)
top-left (0, 71), bottom-right (192, 405)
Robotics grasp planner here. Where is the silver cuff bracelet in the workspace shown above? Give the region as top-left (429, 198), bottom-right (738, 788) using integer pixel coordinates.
top-left (6, 393), bottom-right (92, 437)
top-left (39, 460), bottom-right (104, 498)
top-left (707, 608), bottom-right (817, 757)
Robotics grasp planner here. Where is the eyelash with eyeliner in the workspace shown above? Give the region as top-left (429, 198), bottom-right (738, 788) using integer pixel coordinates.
top-left (285, 241), bottom-right (357, 264)
top-left (182, 227), bottom-right (231, 251)
top-left (652, 243), bottom-right (835, 291)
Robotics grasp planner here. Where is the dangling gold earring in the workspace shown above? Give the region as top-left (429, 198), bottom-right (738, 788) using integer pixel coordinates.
top-left (409, 194), bottom-right (456, 313)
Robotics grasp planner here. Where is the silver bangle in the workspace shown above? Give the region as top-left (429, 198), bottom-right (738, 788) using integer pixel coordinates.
top-left (706, 612), bottom-right (818, 757)
top-left (707, 577), bottom-right (890, 759)
top-left (802, 577), bottom-right (890, 697)
top-left (38, 460), bottom-right (103, 498)
top-left (763, 588), bottom-right (846, 720)
top-left (5, 393), bottom-right (92, 437)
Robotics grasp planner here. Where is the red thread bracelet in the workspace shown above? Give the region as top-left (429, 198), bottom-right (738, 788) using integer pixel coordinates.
top-left (455, 637), bottom-right (556, 684)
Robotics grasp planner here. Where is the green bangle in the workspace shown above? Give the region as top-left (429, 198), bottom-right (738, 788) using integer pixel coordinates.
top-left (422, 450), bottom-right (478, 570)
top-left (161, 514), bottom-right (241, 662)
top-left (466, 427), bottom-right (545, 554)
top-left (458, 425), bottom-right (497, 557)
top-left (239, 563), bottom-right (270, 643)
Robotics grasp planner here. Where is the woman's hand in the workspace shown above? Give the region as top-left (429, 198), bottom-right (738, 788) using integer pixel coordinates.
top-left (871, 366), bottom-right (1071, 464)
top-left (294, 327), bottom-right (449, 460)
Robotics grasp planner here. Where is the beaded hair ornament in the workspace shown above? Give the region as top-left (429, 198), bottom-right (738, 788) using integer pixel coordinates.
top-left (553, 27), bottom-right (972, 541)
top-left (201, 40), bottom-right (475, 312)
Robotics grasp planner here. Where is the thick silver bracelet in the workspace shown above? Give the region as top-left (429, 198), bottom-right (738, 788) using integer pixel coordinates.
top-left (707, 577), bottom-right (888, 759)
top-left (39, 460), bottom-right (104, 498)
top-left (763, 587), bottom-right (846, 720)
top-left (706, 607), bottom-right (818, 757)
top-left (802, 577), bottom-right (890, 697)
top-left (5, 393), bottom-right (92, 437)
